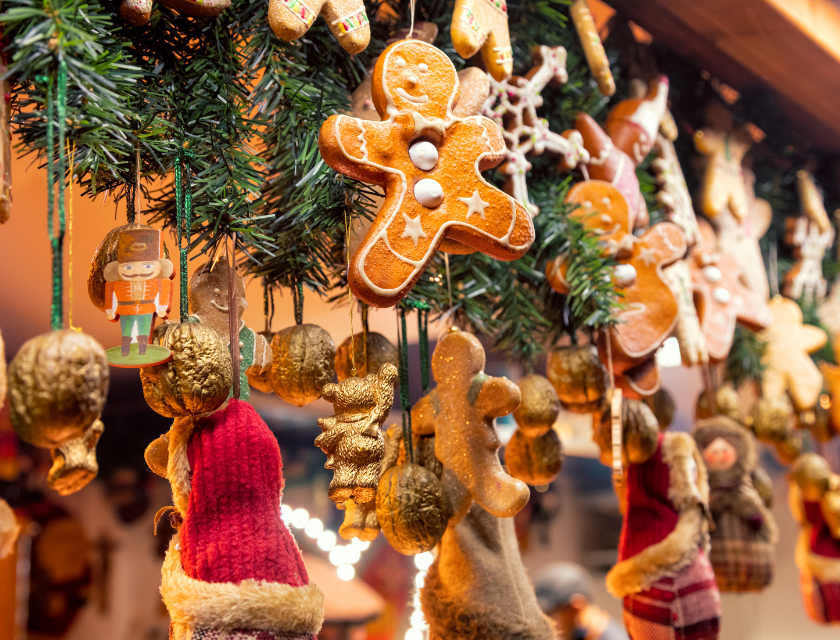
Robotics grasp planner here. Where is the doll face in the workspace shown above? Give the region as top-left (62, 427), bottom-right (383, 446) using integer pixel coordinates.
top-left (703, 437), bottom-right (738, 471)
top-left (119, 260), bottom-right (161, 281)
top-left (380, 42), bottom-right (456, 118)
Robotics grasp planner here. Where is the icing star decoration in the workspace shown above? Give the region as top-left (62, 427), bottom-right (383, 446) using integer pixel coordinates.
top-left (318, 40), bottom-right (534, 308)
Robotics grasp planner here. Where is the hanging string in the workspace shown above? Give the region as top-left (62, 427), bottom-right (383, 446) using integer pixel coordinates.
top-left (263, 278), bottom-right (275, 333)
top-left (46, 58), bottom-right (68, 332)
top-left (174, 147), bottom-right (194, 323)
top-left (228, 234), bottom-right (241, 400)
top-left (293, 281), bottom-right (304, 325)
top-left (130, 142), bottom-right (141, 223)
top-left (344, 209), bottom-right (357, 376)
top-left (67, 141), bottom-right (81, 332)
top-left (361, 302), bottom-right (369, 375)
top-left (396, 308), bottom-right (414, 464)
top-left (418, 307), bottom-right (430, 393)
top-left (407, 0), bottom-right (416, 38)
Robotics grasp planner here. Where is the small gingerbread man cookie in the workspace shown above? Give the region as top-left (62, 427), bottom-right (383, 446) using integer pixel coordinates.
top-left (268, 0), bottom-right (369, 55)
top-left (546, 181), bottom-right (686, 397)
top-left (319, 40), bottom-right (535, 308)
top-left (690, 219), bottom-right (773, 362)
top-left (451, 0), bottom-right (513, 81)
top-left (119, 0), bottom-right (228, 26)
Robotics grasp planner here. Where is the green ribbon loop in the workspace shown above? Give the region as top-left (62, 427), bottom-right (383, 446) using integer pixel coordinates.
top-left (47, 57), bottom-right (68, 332)
top-left (397, 307), bottom-right (414, 464)
top-left (293, 281), bottom-right (304, 325)
top-left (174, 147), bottom-right (194, 323)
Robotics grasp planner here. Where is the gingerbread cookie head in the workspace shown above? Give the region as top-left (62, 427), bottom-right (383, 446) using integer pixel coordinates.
top-left (605, 75), bottom-right (669, 164)
top-left (188, 260), bottom-right (247, 344)
top-left (372, 40), bottom-right (459, 122)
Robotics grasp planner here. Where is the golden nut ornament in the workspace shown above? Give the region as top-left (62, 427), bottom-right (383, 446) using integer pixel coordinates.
top-left (546, 344), bottom-right (608, 413)
top-left (696, 384), bottom-right (743, 422)
top-left (648, 388), bottom-right (675, 430)
top-left (140, 322), bottom-right (232, 418)
top-left (270, 324), bottom-right (336, 406)
top-left (750, 397), bottom-right (792, 443)
top-left (506, 428), bottom-right (564, 486)
top-left (247, 331), bottom-right (276, 394)
top-left (316, 363), bottom-right (398, 503)
top-left (513, 374), bottom-right (560, 437)
top-left (335, 332), bottom-right (399, 382)
top-left (47, 419), bottom-right (104, 495)
top-left (87, 223), bottom-right (170, 312)
top-left (376, 463), bottom-right (447, 555)
top-left (8, 330), bottom-right (109, 448)
top-left (144, 433), bottom-right (170, 478)
top-left (594, 398), bottom-right (660, 467)
top-left (791, 453), bottom-right (833, 501)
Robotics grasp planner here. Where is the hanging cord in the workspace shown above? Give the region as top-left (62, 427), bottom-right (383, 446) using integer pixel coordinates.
top-left (396, 308), bottom-right (414, 464)
top-left (604, 331), bottom-right (623, 485)
top-left (402, 300), bottom-right (431, 394)
top-left (46, 57), bottom-right (68, 332)
top-left (263, 278), bottom-right (275, 333)
top-left (174, 147), bottom-right (194, 323)
top-left (361, 302), bottom-right (369, 375)
top-left (344, 209), bottom-right (357, 376)
top-left (67, 141), bottom-right (80, 332)
top-left (407, 0), bottom-right (416, 38)
top-left (227, 234), bottom-right (241, 400)
top-left (292, 281), bottom-right (304, 325)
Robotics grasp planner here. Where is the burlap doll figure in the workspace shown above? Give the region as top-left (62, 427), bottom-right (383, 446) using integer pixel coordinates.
top-left (694, 417), bottom-right (777, 592)
top-left (188, 260), bottom-right (272, 401)
top-left (595, 400), bottom-right (721, 640)
top-left (789, 454), bottom-right (840, 624)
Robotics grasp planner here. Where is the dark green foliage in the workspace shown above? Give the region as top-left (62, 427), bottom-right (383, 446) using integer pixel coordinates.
top-left (725, 326), bottom-right (767, 388)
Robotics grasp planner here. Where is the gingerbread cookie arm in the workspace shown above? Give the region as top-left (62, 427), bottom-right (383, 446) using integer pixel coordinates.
top-left (451, 0), bottom-right (486, 60)
top-left (319, 115), bottom-right (393, 186)
top-left (269, 0), bottom-right (326, 42)
top-left (481, 13), bottom-right (514, 82)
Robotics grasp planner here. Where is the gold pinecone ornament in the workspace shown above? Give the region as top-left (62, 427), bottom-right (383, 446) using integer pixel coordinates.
top-left (546, 345), bottom-right (608, 413)
top-left (335, 332), bottom-right (399, 382)
top-left (8, 330), bottom-right (109, 448)
top-left (140, 322), bottom-right (232, 418)
top-left (270, 324), bottom-right (336, 406)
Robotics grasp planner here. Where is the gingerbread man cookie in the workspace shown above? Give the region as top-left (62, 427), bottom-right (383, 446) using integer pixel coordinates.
top-left (758, 296), bottom-right (827, 412)
top-left (690, 219), bottom-right (773, 362)
top-left (546, 181), bottom-right (686, 397)
top-left (562, 77), bottom-right (669, 231)
top-left (663, 260), bottom-right (708, 367)
top-left (119, 0), bottom-right (228, 26)
top-left (784, 170), bottom-right (835, 301)
top-left (451, 0), bottom-right (513, 81)
top-left (319, 40), bottom-right (535, 308)
top-left (483, 45), bottom-right (589, 215)
top-left (268, 0), bottom-right (369, 55)
top-left (694, 103), bottom-right (753, 221)
top-left (652, 132), bottom-right (700, 246)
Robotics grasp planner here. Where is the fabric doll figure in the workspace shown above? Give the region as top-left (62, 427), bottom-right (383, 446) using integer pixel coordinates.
top-left (103, 228), bottom-right (173, 366)
top-left (694, 417), bottom-right (777, 592)
top-left (595, 400), bottom-right (721, 640)
top-left (789, 454), bottom-right (840, 624)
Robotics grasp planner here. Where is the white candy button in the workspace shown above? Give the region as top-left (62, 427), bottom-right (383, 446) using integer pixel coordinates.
top-left (713, 287), bottom-right (731, 304)
top-left (614, 264), bottom-right (637, 287)
top-left (414, 178), bottom-right (444, 208)
top-left (702, 265), bottom-right (722, 283)
top-left (409, 141), bottom-right (438, 171)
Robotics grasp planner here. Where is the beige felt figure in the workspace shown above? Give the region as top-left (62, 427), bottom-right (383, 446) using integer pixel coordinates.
top-left (315, 363), bottom-right (398, 504)
top-left (713, 167), bottom-right (773, 300)
top-left (268, 0), bottom-right (369, 55)
top-left (482, 45), bottom-right (589, 215)
top-left (188, 260), bottom-right (272, 401)
top-left (318, 40), bottom-right (534, 307)
top-left (0, 499), bottom-right (19, 559)
top-left (119, 0), bottom-right (230, 26)
top-left (689, 219), bottom-right (773, 362)
top-left (693, 102), bottom-right (753, 221)
top-left (758, 297), bottom-right (827, 412)
top-left (784, 170), bottom-right (835, 301)
top-left (451, 0), bottom-right (513, 81)
top-left (412, 328), bottom-right (530, 518)
top-left (570, 0), bottom-right (614, 97)
top-left (653, 133), bottom-right (700, 246)
top-left (663, 260), bottom-right (709, 367)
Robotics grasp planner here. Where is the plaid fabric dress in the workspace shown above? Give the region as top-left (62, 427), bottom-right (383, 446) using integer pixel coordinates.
top-left (708, 503), bottom-right (774, 592)
top-left (624, 553), bottom-right (722, 640)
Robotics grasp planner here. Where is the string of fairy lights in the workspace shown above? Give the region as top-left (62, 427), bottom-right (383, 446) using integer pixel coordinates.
top-left (281, 503), bottom-right (435, 639)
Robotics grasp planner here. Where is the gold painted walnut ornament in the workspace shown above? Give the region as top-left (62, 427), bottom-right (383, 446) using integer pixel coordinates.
top-left (335, 332), bottom-right (399, 382)
top-left (270, 324), bottom-right (336, 406)
top-left (140, 322), bottom-right (232, 418)
top-left (47, 420), bottom-right (104, 496)
top-left (546, 344), bottom-right (608, 413)
top-left (505, 428), bottom-right (563, 486)
top-left (8, 330), bottom-right (109, 448)
top-left (512, 374), bottom-right (560, 437)
top-left (316, 363), bottom-right (398, 503)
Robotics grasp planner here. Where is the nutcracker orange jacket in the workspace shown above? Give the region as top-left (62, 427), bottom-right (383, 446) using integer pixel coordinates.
top-left (104, 279), bottom-right (171, 317)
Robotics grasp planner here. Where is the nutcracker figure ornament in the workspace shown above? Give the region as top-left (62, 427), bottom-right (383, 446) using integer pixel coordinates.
top-left (102, 228), bottom-right (174, 366)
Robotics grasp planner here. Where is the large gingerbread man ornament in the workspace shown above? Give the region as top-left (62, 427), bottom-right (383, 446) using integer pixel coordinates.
top-left (268, 0), bottom-right (369, 55)
top-left (690, 219), bottom-right (773, 362)
top-left (561, 77), bottom-right (670, 231)
top-left (319, 40), bottom-right (534, 308)
top-left (547, 181), bottom-right (686, 397)
top-left (451, 0), bottom-right (513, 81)
top-left (758, 296), bottom-right (827, 412)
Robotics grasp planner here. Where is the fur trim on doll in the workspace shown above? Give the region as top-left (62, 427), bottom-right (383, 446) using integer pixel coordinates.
top-left (162, 535), bottom-right (324, 635)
